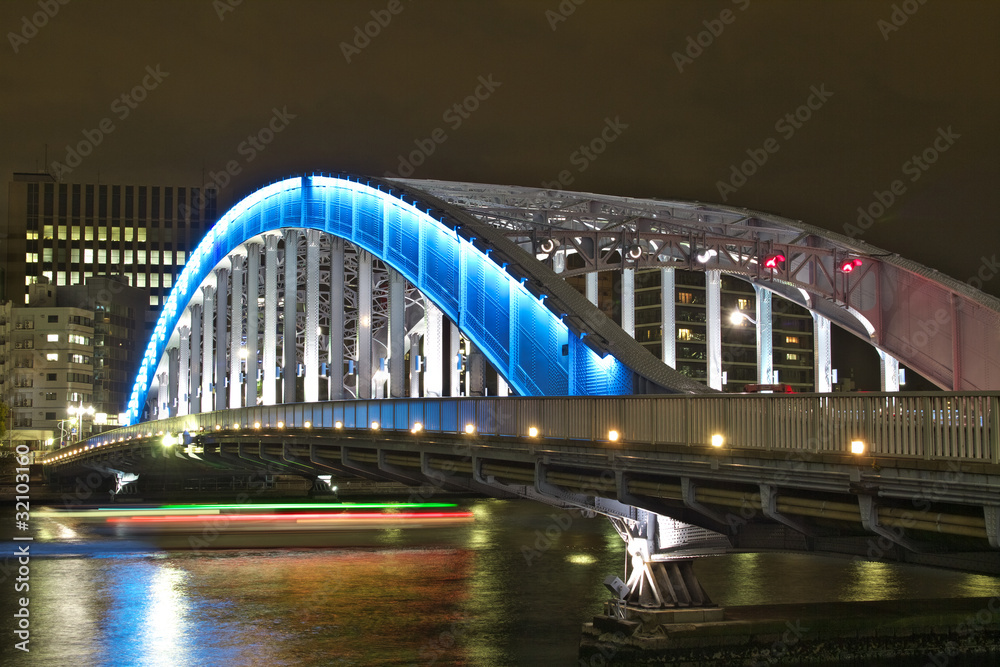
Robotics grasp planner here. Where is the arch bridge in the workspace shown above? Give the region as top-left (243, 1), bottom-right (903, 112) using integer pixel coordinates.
top-left (42, 174), bottom-right (1000, 612)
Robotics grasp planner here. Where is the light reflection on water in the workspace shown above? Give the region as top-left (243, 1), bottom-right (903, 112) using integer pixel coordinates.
top-left (12, 499), bottom-right (1000, 666)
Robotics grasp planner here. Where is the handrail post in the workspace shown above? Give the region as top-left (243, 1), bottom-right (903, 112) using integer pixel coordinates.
top-left (922, 396), bottom-right (933, 461)
top-left (991, 394), bottom-right (999, 465)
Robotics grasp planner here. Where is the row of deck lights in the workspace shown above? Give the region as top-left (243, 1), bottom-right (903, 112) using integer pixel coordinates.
top-left (46, 423), bottom-right (867, 462)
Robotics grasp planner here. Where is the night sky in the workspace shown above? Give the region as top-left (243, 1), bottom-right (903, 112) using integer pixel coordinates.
top-left (2, 0), bottom-right (998, 385)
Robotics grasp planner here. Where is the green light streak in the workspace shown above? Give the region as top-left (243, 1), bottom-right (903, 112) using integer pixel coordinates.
top-left (143, 502), bottom-right (457, 511)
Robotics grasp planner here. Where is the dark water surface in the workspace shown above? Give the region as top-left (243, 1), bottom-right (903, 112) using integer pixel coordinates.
top-left (5, 499), bottom-right (1000, 666)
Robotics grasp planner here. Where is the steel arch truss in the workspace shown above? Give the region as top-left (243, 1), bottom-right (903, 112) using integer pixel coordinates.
top-left (128, 175), bottom-right (689, 425)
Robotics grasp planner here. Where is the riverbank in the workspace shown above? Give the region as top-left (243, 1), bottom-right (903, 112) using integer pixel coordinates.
top-left (581, 596), bottom-right (1000, 665)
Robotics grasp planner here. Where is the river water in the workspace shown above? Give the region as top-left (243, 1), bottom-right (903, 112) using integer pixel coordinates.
top-left (5, 498), bottom-right (1000, 666)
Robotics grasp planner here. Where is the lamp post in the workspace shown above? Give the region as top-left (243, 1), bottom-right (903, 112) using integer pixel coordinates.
top-left (67, 402), bottom-right (95, 442)
top-left (729, 308), bottom-right (757, 326)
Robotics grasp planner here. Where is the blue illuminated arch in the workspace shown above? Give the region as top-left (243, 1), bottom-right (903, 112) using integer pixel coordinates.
top-left (126, 175), bottom-right (634, 425)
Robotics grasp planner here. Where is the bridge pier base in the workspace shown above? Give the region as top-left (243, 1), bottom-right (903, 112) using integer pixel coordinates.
top-left (602, 512), bottom-right (726, 628)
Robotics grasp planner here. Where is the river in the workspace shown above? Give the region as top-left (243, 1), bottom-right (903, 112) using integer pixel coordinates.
top-left (5, 498), bottom-right (1000, 666)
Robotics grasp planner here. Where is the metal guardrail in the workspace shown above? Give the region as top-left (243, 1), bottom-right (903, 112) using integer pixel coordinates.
top-left (44, 392), bottom-right (999, 466)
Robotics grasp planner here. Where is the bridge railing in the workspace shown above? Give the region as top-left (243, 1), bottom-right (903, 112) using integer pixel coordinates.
top-left (46, 392), bottom-right (999, 465)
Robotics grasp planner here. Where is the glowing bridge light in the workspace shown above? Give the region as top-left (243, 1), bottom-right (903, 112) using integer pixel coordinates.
top-left (411, 422), bottom-right (423, 434)
top-left (528, 426), bottom-right (539, 437)
top-left (763, 253), bottom-right (786, 269)
top-left (608, 430), bottom-right (620, 442)
top-left (711, 433), bottom-right (725, 448)
top-left (851, 439), bottom-right (866, 455)
top-left (464, 423), bottom-right (476, 435)
top-left (696, 248), bottom-right (718, 263)
top-left (840, 258), bottom-right (864, 273)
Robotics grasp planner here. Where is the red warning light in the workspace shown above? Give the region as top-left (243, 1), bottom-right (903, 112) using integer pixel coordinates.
top-left (839, 258), bottom-right (863, 273)
top-left (763, 253), bottom-right (786, 270)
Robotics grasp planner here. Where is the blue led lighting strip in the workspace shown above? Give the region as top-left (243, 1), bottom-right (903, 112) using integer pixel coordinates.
top-left (125, 175), bottom-right (630, 425)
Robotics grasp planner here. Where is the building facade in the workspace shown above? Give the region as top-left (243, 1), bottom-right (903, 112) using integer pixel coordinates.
top-left (0, 277), bottom-right (147, 450)
top-left (3, 173), bottom-right (217, 333)
top-left (569, 268), bottom-right (815, 392)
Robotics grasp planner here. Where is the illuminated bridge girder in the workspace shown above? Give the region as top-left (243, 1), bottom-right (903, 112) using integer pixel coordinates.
top-left (398, 179), bottom-right (1000, 392)
top-left (130, 175), bottom-right (709, 426)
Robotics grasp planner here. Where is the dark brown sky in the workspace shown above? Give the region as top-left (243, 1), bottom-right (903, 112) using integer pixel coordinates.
top-left (2, 0), bottom-right (998, 300)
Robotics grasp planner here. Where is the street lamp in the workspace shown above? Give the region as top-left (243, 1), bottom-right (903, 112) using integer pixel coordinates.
top-left (67, 403), bottom-right (95, 441)
top-left (729, 308), bottom-right (757, 326)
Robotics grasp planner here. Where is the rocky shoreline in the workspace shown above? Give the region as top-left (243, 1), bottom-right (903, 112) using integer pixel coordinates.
top-left (580, 597), bottom-right (1000, 666)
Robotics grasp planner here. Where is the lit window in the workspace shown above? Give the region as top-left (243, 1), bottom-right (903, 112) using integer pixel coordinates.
top-left (150, 295), bottom-right (159, 306)
top-left (677, 328), bottom-right (692, 341)
top-left (737, 298), bottom-right (750, 310)
top-left (787, 353), bottom-right (799, 361)
top-left (47, 334), bottom-right (59, 342)
top-left (46, 353), bottom-right (58, 361)
top-left (678, 292), bottom-right (693, 304)
top-left (785, 336), bottom-right (799, 344)
top-left (137, 274), bottom-right (146, 288)
top-left (163, 274), bottom-right (173, 288)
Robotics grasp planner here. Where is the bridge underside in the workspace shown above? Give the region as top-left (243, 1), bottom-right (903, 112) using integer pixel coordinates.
top-left (48, 426), bottom-right (1000, 576)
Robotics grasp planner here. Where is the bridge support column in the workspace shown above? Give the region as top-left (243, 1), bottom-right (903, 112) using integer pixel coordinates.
top-left (986, 506), bottom-right (1000, 549)
top-left (878, 349), bottom-right (901, 392)
top-left (755, 285), bottom-right (774, 385)
top-left (282, 230), bottom-right (299, 404)
top-left (329, 237), bottom-right (345, 400)
top-left (304, 230), bottom-right (321, 403)
top-left (229, 254), bottom-right (245, 409)
top-left (263, 235), bottom-right (279, 405)
top-left (706, 270), bottom-right (723, 390)
top-left (605, 513), bottom-right (721, 616)
top-left (246, 242), bottom-right (261, 407)
top-left (449, 322), bottom-right (462, 396)
top-left (215, 267), bottom-right (230, 412)
top-left (188, 307), bottom-right (202, 415)
top-left (812, 312), bottom-right (833, 392)
top-left (178, 325), bottom-right (190, 416)
top-left (388, 268), bottom-right (406, 397)
top-left (586, 272), bottom-right (599, 306)
top-left (167, 347), bottom-right (179, 418)
top-left (157, 371), bottom-right (169, 419)
top-left (621, 267), bottom-right (635, 338)
top-left (661, 267), bottom-right (675, 368)
top-left (201, 285), bottom-right (215, 413)
top-left (357, 249), bottom-right (373, 399)
top-left (423, 300), bottom-right (444, 397)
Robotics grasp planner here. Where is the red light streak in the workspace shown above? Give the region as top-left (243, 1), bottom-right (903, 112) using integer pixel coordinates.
top-left (107, 512), bottom-right (473, 523)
